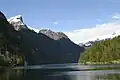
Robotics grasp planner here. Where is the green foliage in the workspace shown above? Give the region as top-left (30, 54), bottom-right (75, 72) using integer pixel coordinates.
top-left (79, 36), bottom-right (120, 64)
top-left (96, 74), bottom-right (120, 80)
top-left (0, 53), bottom-right (24, 67)
top-left (0, 32), bottom-right (24, 67)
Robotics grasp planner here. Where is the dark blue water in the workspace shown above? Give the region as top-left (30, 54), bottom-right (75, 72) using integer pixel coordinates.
top-left (0, 64), bottom-right (120, 80)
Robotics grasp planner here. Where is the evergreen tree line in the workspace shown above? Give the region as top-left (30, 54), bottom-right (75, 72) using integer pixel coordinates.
top-left (79, 36), bottom-right (120, 64)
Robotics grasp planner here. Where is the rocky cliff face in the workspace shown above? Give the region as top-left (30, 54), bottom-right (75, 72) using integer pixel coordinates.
top-left (0, 11), bottom-right (85, 65)
top-left (39, 29), bottom-right (68, 40)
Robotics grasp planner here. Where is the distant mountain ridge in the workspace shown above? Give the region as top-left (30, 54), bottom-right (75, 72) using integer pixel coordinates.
top-left (7, 15), bottom-right (120, 49)
top-left (8, 15), bottom-right (120, 45)
top-left (7, 15), bottom-right (69, 40)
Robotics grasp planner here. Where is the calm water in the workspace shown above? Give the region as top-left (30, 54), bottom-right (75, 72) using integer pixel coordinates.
top-left (0, 64), bottom-right (120, 80)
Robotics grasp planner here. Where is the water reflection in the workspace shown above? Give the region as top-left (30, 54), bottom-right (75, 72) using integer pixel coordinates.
top-left (0, 69), bottom-right (24, 80)
top-left (0, 69), bottom-right (120, 80)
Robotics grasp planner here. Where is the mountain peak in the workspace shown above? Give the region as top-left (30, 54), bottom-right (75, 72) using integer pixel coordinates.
top-left (7, 15), bottom-right (28, 31)
top-left (39, 29), bottom-right (68, 40)
top-left (8, 15), bottom-right (23, 22)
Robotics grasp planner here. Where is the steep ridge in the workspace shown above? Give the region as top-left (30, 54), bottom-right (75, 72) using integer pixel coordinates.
top-left (3, 12), bottom-right (85, 65)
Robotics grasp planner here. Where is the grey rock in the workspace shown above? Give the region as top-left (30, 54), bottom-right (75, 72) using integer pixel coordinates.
top-left (39, 29), bottom-right (68, 40)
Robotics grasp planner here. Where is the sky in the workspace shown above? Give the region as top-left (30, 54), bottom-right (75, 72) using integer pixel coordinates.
top-left (1, 0), bottom-right (120, 43)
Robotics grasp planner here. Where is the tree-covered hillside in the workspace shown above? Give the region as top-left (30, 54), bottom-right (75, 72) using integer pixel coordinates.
top-left (0, 12), bottom-right (24, 67)
top-left (79, 36), bottom-right (120, 64)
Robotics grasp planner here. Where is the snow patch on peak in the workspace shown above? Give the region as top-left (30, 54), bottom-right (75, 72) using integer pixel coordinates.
top-left (7, 15), bottom-right (41, 32)
top-left (7, 15), bottom-right (28, 31)
top-left (28, 26), bottom-right (40, 33)
top-left (7, 15), bottom-right (23, 22)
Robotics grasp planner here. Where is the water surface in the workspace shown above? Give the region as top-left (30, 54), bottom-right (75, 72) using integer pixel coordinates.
top-left (0, 64), bottom-right (120, 80)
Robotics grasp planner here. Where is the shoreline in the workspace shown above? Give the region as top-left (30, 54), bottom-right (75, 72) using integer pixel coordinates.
top-left (79, 59), bottom-right (120, 65)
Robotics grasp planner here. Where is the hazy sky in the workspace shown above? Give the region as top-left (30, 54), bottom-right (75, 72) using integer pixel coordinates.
top-left (1, 0), bottom-right (120, 31)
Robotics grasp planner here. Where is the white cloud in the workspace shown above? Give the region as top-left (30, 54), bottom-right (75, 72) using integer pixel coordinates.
top-left (64, 22), bottom-right (120, 44)
top-left (112, 13), bottom-right (120, 20)
top-left (63, 13), bottom-right (120, 44)
top-left (53, 21), bottom-right (59, 24)
top-left (112, 16), bottom-right (120, 19)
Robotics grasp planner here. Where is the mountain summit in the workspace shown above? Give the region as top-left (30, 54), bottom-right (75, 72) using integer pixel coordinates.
top-left (7, 15), bottom-right (28, 31)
